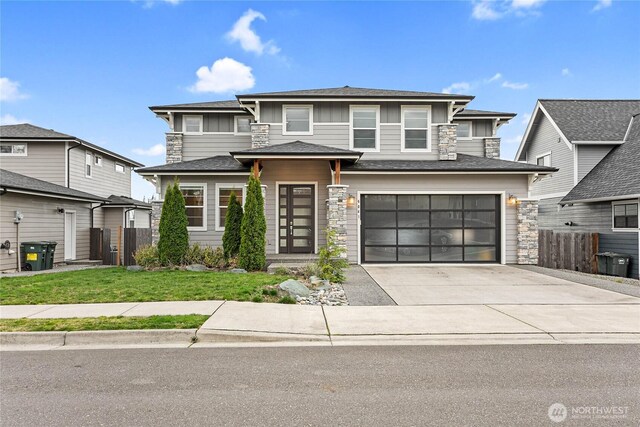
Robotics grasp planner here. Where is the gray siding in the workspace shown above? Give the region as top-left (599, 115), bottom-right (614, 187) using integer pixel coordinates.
top-left (175, 113), bottom-right (251, 133)
top-left (103, 208), bottom-right (124, 245)
top-left (472, 120), bottom-right (493, 137)
top-left (69, 147), bottom-right (132, 198)
top-left (527, 114), bottom-right (574, 197)
top-left (538, 198), bottom-right (612, 233)
top-left (342, 174), bottom-right (529, 264)
top-left (458, 138), bottom-right (486, 157)
top-left (599, 232), bottom-right (639, 279)
top-left (577, 144), bottom-right (614, 181)
top-left (182, 134), bottom-right (252, 161)
top-left (0, 193), bottom-right (91, 271)
top-left (0, 141), bottom-right (66, 186)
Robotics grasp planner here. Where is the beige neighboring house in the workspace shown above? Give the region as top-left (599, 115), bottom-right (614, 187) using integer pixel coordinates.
top-left (138, 86), bottom-right (556, 265)
top-left (0, 124), bottom-right (149, 271)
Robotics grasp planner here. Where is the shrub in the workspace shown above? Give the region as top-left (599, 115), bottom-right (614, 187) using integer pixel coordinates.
top-left (222, 191), bottom-right (243, 259)
top-left (158, 180), bottom-right (189, 265)
top-left (251, 296), bottom-right (263, 303)
top-left (317, 228), bottom-right (349, 283)
top-left (239, 172), bottom-right (266, 271)
top-left (278, 296), bottom-right (296, 304)
top-left (184, 243), bottom-right (204, 265)
top-left (301, 263), bottom-right (321, 279)
top-left (133, 245), bottom-right (160, 268)
top-left (273, 266), bottom-right (292, 276)
top-left (203, 247), bottom-right (226, 269)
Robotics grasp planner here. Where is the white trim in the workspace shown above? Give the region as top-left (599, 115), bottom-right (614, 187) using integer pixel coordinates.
top-left (85, 150), bottom-right (93, 178)
top-left (282, 104), bottom-right (313, 136)
top-left (215, 183), bottom-right (246, 231)
top-left (380, 122), bottom-right (401, 126)
top-left (274, 181), bottom-right (319, 255)
top-left (178, 183), bottom-right (207, 231)
top-left (573, 144), bottom-right (579, 185)
top-left (355, 190), bottom-right (508, 265)
top-left (561, 194), bottom-right (640, 204)
top-left (401, 105), bottom-right (432, 152)
top-left (94, 155), bottom-right (103, 167)
top-left (238, 97), bottom-right (472, 103)
top-left (234, 115), bottom-right (253, 135)
top-left (233, 155), bottom-right (360, 160)
top-left (114, 162), bottom-right (126, 174)
top-left (314, 122), bottom-right (350, 126)
top-left (535, 151), bottom-right (552, 167)
top-left (182, 115), bottom-right (203, 135)
top-left (154, 109), bottom-right (244, 114)
top-left (455, 120), bottom-right (473, 140)
top-left (64, 141), bottom-right (69, 187)
top-left (64, 210), bottom-right (77, 261)
top-left (341, 171), bottom-right (554, 175)
top-left (138, 172), bottom-right (250, 177)
top-left (515, 101), bottom-right (572, 161)
top-left (0, 142), bottom-right (28, 156)
top-left (349, 105), bottom-right (380, 152)
top-left (572, 140), bottom-right (625, 145)
top-left (623, 116), bottom-right (636, 142)
top-left (611, 199), bottom-right (639, 232)
top-left (1, 188), bottom-right (103, 202)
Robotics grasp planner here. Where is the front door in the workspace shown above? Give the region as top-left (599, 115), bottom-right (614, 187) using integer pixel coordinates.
top-left (64, 211), bottom-right (76, 260)
top-left (279, 185), bottom-right (315, 254)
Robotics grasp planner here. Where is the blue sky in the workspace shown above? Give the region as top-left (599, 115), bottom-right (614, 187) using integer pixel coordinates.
top-left (2, 0), bottom-right (639, 199)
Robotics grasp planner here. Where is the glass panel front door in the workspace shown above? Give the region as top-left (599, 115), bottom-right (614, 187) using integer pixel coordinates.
top-left (279, 185), bottom-right (315, 254)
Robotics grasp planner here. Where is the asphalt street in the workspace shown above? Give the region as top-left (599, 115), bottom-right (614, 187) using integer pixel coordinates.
top-left (1, 345), bottom-right (638, 426)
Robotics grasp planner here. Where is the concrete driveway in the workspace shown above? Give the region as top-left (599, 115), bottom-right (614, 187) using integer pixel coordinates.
top-left (363, 265), bottom-right (640, 305)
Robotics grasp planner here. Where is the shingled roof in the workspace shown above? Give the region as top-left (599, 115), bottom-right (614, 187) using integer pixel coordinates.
top-left (561, 114), bottom-right (640, 203)
top-left (454, 109), bottom-right (516, 118)
top-left (0, 169), bottom-right (106, 202)
top-left (149, 100), bottom-right (244, 112)
top-left (231, 141), bottom-right (362, 156)
top-left (237, 86), bottom-right (474, 100)
top-left (136, 156), bottom-right (249, 174)
top-left (103, 195), bottom-right (151, 208)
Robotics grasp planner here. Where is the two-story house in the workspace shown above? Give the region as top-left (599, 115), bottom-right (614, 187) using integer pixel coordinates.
top-left (516, 100), bottom-right (640, 278)
top-left (0, 124), bottom-right (150, 271)
top-left (138, 86), bottom-right (556, 266)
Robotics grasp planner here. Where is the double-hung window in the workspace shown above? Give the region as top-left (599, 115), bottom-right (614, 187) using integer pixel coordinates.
top-left (216, 184), bottom-right (245, 230)
top-left (94, 155), bottom-right (103, 166)
top-left (85, 152), bottom-right (92, 178)
top-left (283, 105), bottom-right (313, 135)
top-left (115, 163), bottom-right (125, 173)
top-left (456, 121), bottom-right (472, 140)
top-left (536, 152), bottom-right (551, 167)
top-left (350, 106), bottom-right (379, 151)
top-left (179, 184), bottom-right (207, 230)
top-left (183, 115), bottom-right (203, 134)
top-left (0, 143), bottom-right (27, 156)
top-left (401, 106), bottom-right (431, 151)
top-left (235, 116), bottom-right (254, 134)
top-left (613, 202), bottom-right (638, 229)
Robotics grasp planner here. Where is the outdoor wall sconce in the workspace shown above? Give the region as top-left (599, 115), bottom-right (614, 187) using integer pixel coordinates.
top-left (508, 194), bottom-right (518, 205)
top-left (346, 194), bottom-right (356, 208)
top-left (56, 207), bottom-right (65, 214)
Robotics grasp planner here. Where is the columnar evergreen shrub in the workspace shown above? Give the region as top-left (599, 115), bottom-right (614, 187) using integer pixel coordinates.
top-left (317, 228), bottom-right (349, 283)
top-left (239, 172), bottom-right (266, 271)
top-left (157, 180), bottom-right (190, 265)
top-left (222, 191), bottom-right (243, 259)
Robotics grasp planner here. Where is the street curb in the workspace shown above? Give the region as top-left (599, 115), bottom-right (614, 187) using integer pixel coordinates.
top-left (64, 329), bottom-right (198, 346)
top-left (0, 331), bottom-right (66, 348)
top-left (196, 329), bottom-right (330, 343)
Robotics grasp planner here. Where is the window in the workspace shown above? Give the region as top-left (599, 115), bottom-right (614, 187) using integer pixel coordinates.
top-left (179, 184), bottom-right (206, 230)
top-left (183, 115), bottom-right (203, 134)
top-left (283, 105), bottom-right (313, 135)
top-left (456, 121), bottom-right (472, 140)
top-left (216, 184), bottom-right (245, 230)
top-left (128, 211), bottom-right (136, 228)
top-left (235, 116), bottom-right (254, 134)
top-left (613, 203), bottom-right (638, 229)
top-left (94, 155), bottom-right (102, 166)
top-left (0, 143), bottom-right (27, 156)
top-left (401, 106), bottom-right (431, 151)
top-left (350, 106), bottom-right (380, 151)
top-left (536, 152), bottom-right (551, 167)
top-left (115, 163), bottom-right (125, 173)
top-left (85, 152), bottom-right (92, 177)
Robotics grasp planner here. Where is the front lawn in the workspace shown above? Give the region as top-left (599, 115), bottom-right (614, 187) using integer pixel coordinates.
top-left (0, 315), bottom-right (209, 332)
top-left (0, 268), bottom-right (289, 305)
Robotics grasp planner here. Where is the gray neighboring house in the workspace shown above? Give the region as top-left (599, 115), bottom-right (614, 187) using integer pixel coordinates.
top-left (0, 124), bottom-right (150, 271)
top-left (516, 100), bottom-right (640, 278)
top-left (138, 86), bottom-right (556, 266)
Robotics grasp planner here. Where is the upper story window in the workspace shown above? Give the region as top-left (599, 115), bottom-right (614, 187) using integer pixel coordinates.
top-left (85, 152), bottom-right (92, 178)
top-left (0, 143), bottom-right (27, 156)
top-left (456, 121), bottom-right (472, 140)
top-left (613, 202), bottom-right (638, 229)
top-left (235, 116), bottom-right (254, 135)
top-left (283, 105), bottom-right (313, 135)
top-left (115, 163), bottom-right (125, 174)
top-left (183, 115), bottom-right (203, 134)
top-left (536, 152), bottom-right (551, 167)
top-left (350, 106), bottom-right (380, 151)
top-left (94, 155), bottom-right (102, 166)
top-left (401, 106), bottom-right (431, 151)
top-left (179, 184), bottom-right (207, 230)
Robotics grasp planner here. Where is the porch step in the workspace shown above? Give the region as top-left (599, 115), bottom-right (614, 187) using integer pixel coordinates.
top-left (64, 259), bottom-right (103, 266)
top-left (266, 254), bottom-right (319, 264)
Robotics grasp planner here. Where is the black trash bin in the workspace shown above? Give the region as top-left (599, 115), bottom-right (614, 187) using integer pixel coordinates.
top-left (596, 252), bottom-right (631, 278)
top-left (20, 242), bottom-right (47, 271)
top-left (44, 241), bottom-right (58, 270)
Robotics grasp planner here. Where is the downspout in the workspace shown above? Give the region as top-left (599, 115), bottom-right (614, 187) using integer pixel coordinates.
top-left (90, 203), bottom-right (103, 228)
top-left (124, 207), bottom-right (136, 229)
top-left (67, 141), bottom-right (83, 187)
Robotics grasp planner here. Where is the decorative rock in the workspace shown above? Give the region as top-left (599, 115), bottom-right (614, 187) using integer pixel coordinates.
top-left (127, 265), bottom-right (144, 272)
top-left (230, 268), bottom-right (247, 274)
top-left (309, 276), bottom-right (323, 285)
top-left (186, 264), bottom-right (208, 272)
top-left (279, 279), bottom-right (310, 298)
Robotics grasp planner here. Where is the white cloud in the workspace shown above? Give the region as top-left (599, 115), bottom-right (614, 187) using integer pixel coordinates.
top-left (502, 81), bottom-right (529, 90)
top-left (561, 68), bottom-right (572, 76)
top-left (511, 0), bottom-right (545, 9)
top-left (0, 77), bottom-right (28, 102)
top-left (0, 114), bottom-right (29, 125)
top-left (592, 0), bottom-right (612, 12)
top-left (189, 57), bottom-right (255, 94)
top-left (442, 82), bottom-right (471, 94)
top-left (486, 72), bottom-right (503, 83)
top-left (472, 1), bottom-right (502, 20)
top-left (472, 0), bottom-right (546, 20)
top-left (132, 144), bottom-right (165, 156)
top-left (136, 0), bottom-right (182, 8)
top-left (227, 9), bottom-right (280, 55)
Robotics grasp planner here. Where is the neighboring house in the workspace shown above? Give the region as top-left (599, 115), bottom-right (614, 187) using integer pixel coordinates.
top-left (138, 86), bottom-right (556, 265)
top-left (0, 124), bottom-right (150, 271)
top-left (516, 100), bottom-right (640, 278)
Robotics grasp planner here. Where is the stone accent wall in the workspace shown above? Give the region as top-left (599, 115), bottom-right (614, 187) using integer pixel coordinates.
top-left (326, 185), bottom-right (349, 259)
top-left (151, 200), bottom-right (162, 245)
top-left (484, 137), bottom-right (501, 159)
top-left (438, 124), bottom-right (457, 161)
top-left (251, 123), bottom-right (270, 149)
top-left (166, 133), bottom-right (183, 164)
top-left (516, 200), bottom-right (539, 265)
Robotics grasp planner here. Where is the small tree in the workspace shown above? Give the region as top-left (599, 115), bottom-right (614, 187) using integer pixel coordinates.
top-left (158, 179), bottom-right (189, 265)
top-left (222, 191), bottom-right (243, 259)
top-left (239, 171), bottom-right (266, 271)
top-left (317, 228), bottom-right (349, 283)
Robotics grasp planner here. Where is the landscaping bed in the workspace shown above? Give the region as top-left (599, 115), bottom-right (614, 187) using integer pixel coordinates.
top-left (0, 315), bottom-right (209, 332)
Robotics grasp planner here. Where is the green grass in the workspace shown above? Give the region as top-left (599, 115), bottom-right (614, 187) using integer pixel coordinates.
top-left (0, 315), bottom-right (210, 332)
top-left (0, 268), bottom-right (289, 305)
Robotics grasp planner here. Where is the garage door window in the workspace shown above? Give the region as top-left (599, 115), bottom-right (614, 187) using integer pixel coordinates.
top-left (362, 194), bottom-right (500, 263)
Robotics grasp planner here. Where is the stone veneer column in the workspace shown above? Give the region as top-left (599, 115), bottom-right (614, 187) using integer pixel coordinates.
top-left (326, 185), bottom-right (349, 259)
top-left (484, 137), bottom-right (501, 159)
top-left (151, 200), bottom-right (162, 245)
top-left (165, 132), bottom-right (183, 164)
top-left (438, 124), bottom-right (457, 161)
top-left (251, 123), bottom-right (270, 149)
top-left (516, 200), bottom-right (539, 265)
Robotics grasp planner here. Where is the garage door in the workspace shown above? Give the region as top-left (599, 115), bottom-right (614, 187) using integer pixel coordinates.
top-left (361, 194), bottom-right (501, 263)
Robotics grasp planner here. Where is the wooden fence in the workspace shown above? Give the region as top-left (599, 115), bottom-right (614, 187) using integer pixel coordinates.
top-left (538, 230), bottom-right (599, 273)
top-left (123, 228), bottom-right (152, 266)
top-left (89, 228), bottom-right (111, 263)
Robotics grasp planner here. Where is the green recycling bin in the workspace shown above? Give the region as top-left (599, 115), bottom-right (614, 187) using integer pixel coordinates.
top-left (20, 242), bottom-right (47, 271)
top-left (44, 241), bottom-right (58, 270)
top-left (596, 252), bottom-right (631, 278)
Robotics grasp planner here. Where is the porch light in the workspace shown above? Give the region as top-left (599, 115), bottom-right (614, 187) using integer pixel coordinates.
top-left (508, 194), bottom-right (518, 205)
top-left (347, 194), bottom-right (356, 208)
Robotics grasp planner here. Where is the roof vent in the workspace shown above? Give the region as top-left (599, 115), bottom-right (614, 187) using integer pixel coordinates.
top-left (343, 85), bottom-right (350, 88)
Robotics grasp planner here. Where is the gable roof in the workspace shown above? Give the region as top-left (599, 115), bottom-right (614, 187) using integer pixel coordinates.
top-left (230, 141), bottom-right (362, 156)
top-left (0, 123), bottom-right (144, 167)
top-left (136, 155), bottom-right (249, 175)
top-left (237, 86), bottom-right (474, 100)
top-left (149, 100), bottom-right (244, 112)
top-left (103, 195), bottom-right (151, 209)
top-left (0, 169), bottom-right (106, 202)
top-left (561, 114), bottom-right (640, 204)
top-left (454, 109), bottom-right (516, 119)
